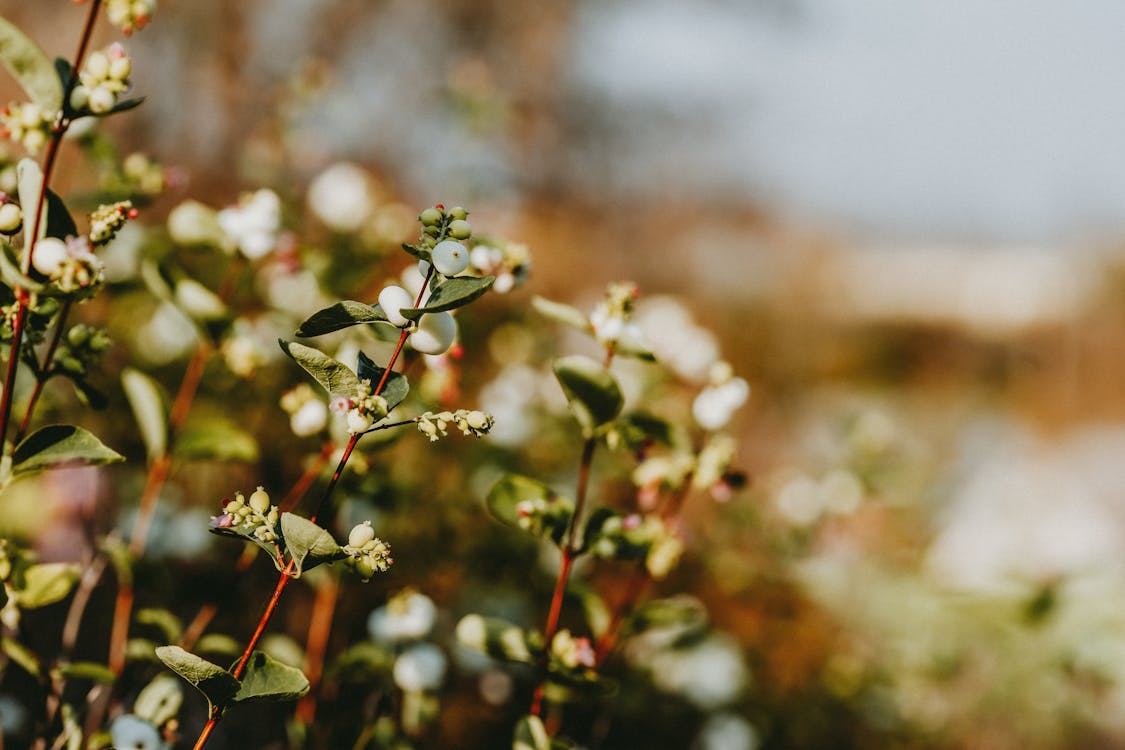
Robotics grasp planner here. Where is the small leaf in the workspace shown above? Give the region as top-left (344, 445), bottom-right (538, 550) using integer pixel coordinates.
top-left (613, 328), bottom-right (656, 361)
top-left (279, 513), bottom-right (344, 577)
top-left (401, 275), bottom-right (495, 320)
top-left (278, 339), bottom-right (359, 398)
top-left (0, 240), bottom-right (44, 293)
top-left (122, 368), bottom-right (168, 462)
top-left (552, 356), bottom-right (623, 437)
top-left (18, 562), bottom-right (80, 608)
top-left (174, 418), bottom-right (259, 463)
top-left (11, 424), bottom-right (124, 477)
top-left (67, 378), bottom-right (109, 410)
top-left (575, 506), bottom-right (617, 555)
top-left (231, 650), bottom-right (310, 704)
top-left (455, 614), bottom-right (539, 664)
top-left (486, 474), bottom-right (573, 546)
top-left (331, 642), bottom-right (394, 684)
top-left (296, 301), bottom-right (389, 337)
top-left (631, 595), bottom-right (709, 640)
top-left (356, 351), bottom-right (409, 411)
top-left (513, 715), bottom-right (551, 750)
top-left (108, 96), bottom-right (145, 114)
top-left (135, 608), bottom-right (184, 644)
top-left (0, 17), bottom-right (62, 114)
top-left (134, 673), bottom-right (184, 727)
top-left (613, 412), bottom-right (680, 451)
top-left (44, 188), bottom-right (77, 240)
top-left (531, 296), bottom-right (590, 332)
top-left (57, 661), bottom-right (115, 684)
top-left (173, 278), bottom-right (227, 322)
top-left (1, 635), bottom-right (40, 678)
top-left (17, 158), bottom-right (44, 252)
top-left (576, 586), bottom-right (611, 639)
top-left (155, 645), bottom-right (240, 711)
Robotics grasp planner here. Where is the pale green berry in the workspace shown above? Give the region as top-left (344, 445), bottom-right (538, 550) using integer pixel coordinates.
top-left (447, 219), bottom-right (472, 240)
top-left (410, 311), bottom-right (456, 355)
top-left (88, 86), bottom-right (116, 114)
top-left (248, 486), bottom-right (271, 513)
top-left (448, 206), bottom-right (468, 221)
top-left (85, 51), bottom-right (110, 81)
top-left (349, 521), bottom-right (376, 548)
top-left (353, 559), bottom-right (376, 580)
top-left (109, 56), bottom-right (132, 82)
top-left (69, 85), bottom-right (90, 112)
top-left (419, 207), bottom-right (442, 226)
top-left (431, 240), bottom-right (468, 275)
top-left (0, 203), bottom-right (21, 234)
top-left (378, 285), bottom-right (414, 328)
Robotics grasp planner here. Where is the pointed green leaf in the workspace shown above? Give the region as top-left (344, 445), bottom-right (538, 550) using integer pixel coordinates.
top-left (107, 95), bottom-right (145, 115)
top-left (57, 661), bottom-right (115, 684)
top-left (155, 645), bottom-right (240, 711)
top-left (44, 188), bottom-right (76, 240)
top-left (231, 650), bottom-right (310, 704)
top-left (12, 424), bottom-right (124, 477)
top-left (0, 240), bottom-right (44, 293)
top-left (513, 715), bottom-right (551, 750)
top-left (135, 608), bottom-right (184, 644)
top-left (278, 339), bottom-right (359, 397)
top-left (531, 296), bottom-right (590, 332)
top-left (401, 275), bottom-right (494, 320)
top-left (174, 278), bottom-right (227, 322)
top-left (17, 562), bottom-right (80, 608)
top-left (174, 417), bottom-right (259, 463)
top-left (133, 674), bottom-right (184, 727)
top-left (67, 377), bottom-right (109, 410)
top-left (0, 18), bottom-right (62, 114)
top-left (356, 351), bottom-right (409, 411)
top-left (122, 368), bottom-right (168, 462)
top-left (279, 513), bottom-right (344, 576)
top-left (17, 158), bottom-right (43, 252)
top-left (2, 635), bottom-right (40, 678)
top-left (296, 301), bottom-right (389, 337)
top-left (552, 355), bottom-right (623, 437)
top-left (486, 474), bottom-right (573, 546)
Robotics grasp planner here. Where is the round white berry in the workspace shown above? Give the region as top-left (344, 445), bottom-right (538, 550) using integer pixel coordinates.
top-left (0, 203), bottom-right (21, 234)
top-left (410, 311), bottom-right (456, 355)
top-left (88, 85), bottom-right (116, 114)
top-left (347, 408), bottom-right (373, 434)
top-left (31, 238), bottom-right (68, 277)
top-left (349, 521), bottom-right (376, 548)
top-left (378, 285), bottom-right (414, 328)
top-left (248, 486), bottom-right (271, 513)
top-left (431, 240), bottom-right (469, 276)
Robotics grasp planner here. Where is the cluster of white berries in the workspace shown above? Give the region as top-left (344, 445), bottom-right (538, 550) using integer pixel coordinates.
top-left (70, 43), bottom-right (133, 115)
top-left (378, 284), bottom-right (459, 355)
top-left (691, 360), bottom-right (749, 431)
top-left (0, 199), bottom-right (21, 235)
top-left (209, 487), bottom-right (279, 543)
top-left (279, 383), bottom-right (329, 437)
top-left (88, 200), bottom-right (137, 245)
top-left (32, 236), bottom-right (103, 292)
top-left (0, 102), bottom-right (56, 154)
top-left (332, 379), bottom-right (388, 434)
top-left (105, 0), bottom-right (155, 36)
top-left (514, 496), bottom-right (571, 540)
top-left (589, 281), bottom-right (642, 347)
top-left (343, 521), bottom-right (394, 581)
top-left (216, 188), bottom-right (281, 260)
top-left (415, 409), bottom-right (494, 441)
top-left (591, 513), bottom-right (683, 579)
top-left (122, 152), bottom-right (166, 196)
top-left (467, 240), bottom-right (530, 294)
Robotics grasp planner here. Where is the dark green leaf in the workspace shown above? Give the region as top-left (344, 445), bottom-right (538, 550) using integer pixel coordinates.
top-left (122, 368), bottom-right (168, 462)
top-left (552, 356), bottom-right (623, 437)
top-left (575, 507), bottom-right (617, 555)
top-left (296, 301), bottom-right (389, 337)
top-left (278, 339), bottom-right (359, 397)
top-left (631, 595), bottom-right (709, 641)
top-left (155, 645), bottom-right (240, 711)
top-left (12, 424), bottom-right (124, 476)
top-left (108, 96), bottom-right (145, 114)
top-left (613, 412), bottom-right (680, 450)
top-left (279, 513), bottom-right (343, 577)
top-left (0, 240), bottom-right (44, 293)
top-left (401, 275), bottom-right (494, 320)
top-left (67, 377), bottom-right (109, 410)
top-left (174, 418), bottom-right (259, 463)
top-left (512, 715), bottom-right (551, 750)
top-left (331, 642), bottom-right (394, 684)
top-left (231, 650), bottom-right (310, 704)
top-left (0, 18), bottom-right (62, 113)
top-left (531, 296), bottom-right (589, 332)
top-left (18, 562), bottom-right (80, 608)
top-left (57, 661), bottom-right (115, 684)
top-left (44, 188), bottom-right (76, 240)
top-left (356, 351), bottom-right (409, 411)
top-left (486, 474), bottom-right (573, 546)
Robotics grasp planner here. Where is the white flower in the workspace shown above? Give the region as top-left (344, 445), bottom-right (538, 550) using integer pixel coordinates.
top-left (307, 162), bottom-right (373, 233)
top-left (392, 643), bottom-right (447, 693)
top-left (692, 376), bottom-right (749, 431)
top-left (368, 590), bottom-right (437, 643)
top-left (217, 189), bottom-right (280, 259)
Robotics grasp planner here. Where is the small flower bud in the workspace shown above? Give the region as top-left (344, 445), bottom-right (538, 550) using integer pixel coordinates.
top-left (448, 206), bottom-right (468, 221)
top-left (418, 207), bottom-right (442, 226)
top-left (447, 219), bottom-right (472, 240)
top-left (349, 521), bottom-right (376, 547)
top-left (85, 51), bottom-right (110, 80)
top-left (431, 240), bottom-right (469, 276)
top-left (248, 486), bottom-right (270, 513)
top-left (88, 86), bottom-right (116, 114)
top-left (109, 55), bottom-right (132, 82)
top-left (0, 202), bottom-right (21, 234)
top-left (378, 284), bottom-right (414, 328)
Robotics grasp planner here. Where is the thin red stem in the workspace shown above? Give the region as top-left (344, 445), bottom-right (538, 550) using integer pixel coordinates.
top-left (13, 301), bottom-right (72, 445)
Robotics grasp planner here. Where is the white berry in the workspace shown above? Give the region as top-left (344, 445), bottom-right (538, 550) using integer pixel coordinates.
top-left (378, 285), bottom-right (414, 328)
top-left (32, 238), bottom-right (67, 277)
top-left (410, 311), bottom-right (457, 355)
top-left (349, 521), bottom-right (376, 548)
top-left (431, 240), bottom-right (469, 276)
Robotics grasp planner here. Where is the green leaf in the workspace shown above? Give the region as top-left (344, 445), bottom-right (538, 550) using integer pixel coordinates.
top-left (631, 595), bottom-right (709, 640)
top-left (108, 95), bottom-right (145, 115)
top-left (613, 328), bottom-right (656, 361)
top-left (17, 158), bottom-right (43, 253)
top-left (531, 296), bottom-right (590, 332)
top-left (1, 635), bottom-right (40, 678)
top-left (576, 586), bottom-right (611, 639)
top-left (455, 614), bottom-right (539, 664)
top-left (278, 339), bottom-right (359, 397)
top-left (173, 417), bottom-right (259, 463)
top-left (67, 378), bottom-right (109, 410)
top-left (279, 513), bottom-right (343, 577)
top-left (0, 17), bottom-right (62, 114)
top-left (356, 351), bottom-right (409, 411)
top-left (231, 650), bottom-right (310, 704)
top-left (296, 301), bottom-right (389, 337)
top-left (401, 275), bottom-right (494, 320)
top-left (18, 562), bottom-right (80, 608)
top-left (575, 506), bottom-right (617, 555)
top-left (11, 424), bottom-right (124, 477)
top-left (135, 607), bottom-right (184, 644)
top-left (155, 645), bottom-right (240, 711)
top-left (122, 368), bottom-right (168, 462)
top-left (612, 412), bottom-right (680, 451)
top-left (44, 188), bottom-right (76, 240)
top-left (486, 474), bottom-right (573, 546)
top-left (100, 536), bottom-right (133, 588)
top-left (513, 715), bottom-right (551, 750)
top-left (331, 642), bottom-right (394, 684)
top-left (173, 278), bottom-right (227, 322)
top-left (0, 240), bottom-right (44, 293)
top-left (133, 673), bottom-right (184, 727)
top-left (57, 661), bottom-right (115, 684)
top-left (552, 355), bottom-right (623, 437)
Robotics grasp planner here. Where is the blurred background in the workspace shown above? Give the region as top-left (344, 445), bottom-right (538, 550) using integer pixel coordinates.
top-left (4, 1), bottom-right (1125, 749)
